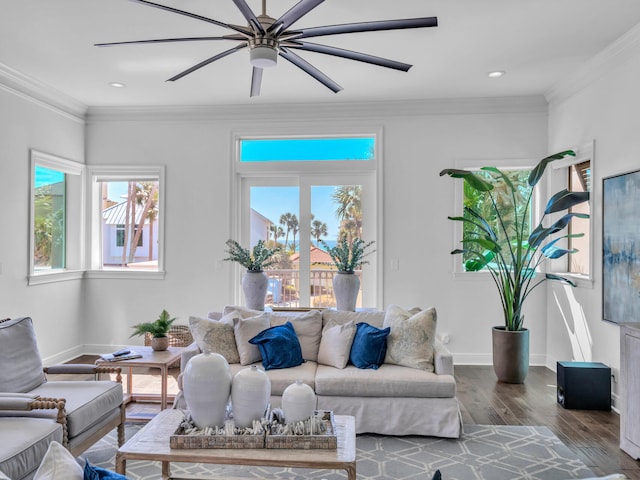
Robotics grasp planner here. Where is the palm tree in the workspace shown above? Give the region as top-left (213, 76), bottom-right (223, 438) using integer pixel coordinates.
top-left (279, 213), bottom-right (294, 252)
top-left (311, 219), bottom-right (328, 246)
top-left (269, 223), bottom-right (284, 247)
top-left (289, 214), bottom-right (299, 252)
top-left (333, 185), bottom-right (362, 243)
top-left (135, 182), bottom-right (159, 260)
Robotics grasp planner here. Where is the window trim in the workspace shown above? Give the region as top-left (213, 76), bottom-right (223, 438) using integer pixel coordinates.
top-left (28, 150), bottom-right (85, 285)
top-left (450, 157), bottom-right (539, 280)
top-left (85, 165), bottom-right (166, 280)
top-left (231, 130), bottom-right (383, 309)
top-left (549, 140), bottom-right (595, 288)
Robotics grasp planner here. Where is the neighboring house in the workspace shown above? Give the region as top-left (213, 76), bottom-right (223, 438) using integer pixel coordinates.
top-left (102, 201), bottom-right (159, 267)
top-left (250, 208), bottom-right (272, 245)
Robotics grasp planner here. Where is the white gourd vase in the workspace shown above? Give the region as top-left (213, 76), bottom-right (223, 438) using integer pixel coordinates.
top-left (231, 365), bottom-right (271, 428)
top-left (282, 380), bottom-right (316, 424)
top-left (242, 270), bottom-right (269, 311)
top-left (333, 271), bottom-right (360, 311)
top-left (182, 350), bottom-right (232, 429)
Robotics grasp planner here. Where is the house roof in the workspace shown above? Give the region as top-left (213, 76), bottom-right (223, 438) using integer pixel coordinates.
top-left (102, 201), bottom-right (149, 226)
top-left (290, 246), bottom-right (333, 265)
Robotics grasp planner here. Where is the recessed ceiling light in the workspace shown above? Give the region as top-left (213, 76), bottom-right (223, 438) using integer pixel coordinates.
top-left (488, 71), bottom-right (506, 78)
top-left (109, 82), bottom-right (126, 88)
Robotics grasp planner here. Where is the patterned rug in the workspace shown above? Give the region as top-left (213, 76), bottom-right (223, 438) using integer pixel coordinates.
top-left (84, 423), bottom-right (595, 480)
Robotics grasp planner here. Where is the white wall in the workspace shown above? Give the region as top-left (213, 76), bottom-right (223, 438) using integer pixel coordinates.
top-left (84, 99), bottom-right (548, 362)
top-left (546, 30), bottom-right (640, 401)
top-left (0, 86), bottom-right (86, 363)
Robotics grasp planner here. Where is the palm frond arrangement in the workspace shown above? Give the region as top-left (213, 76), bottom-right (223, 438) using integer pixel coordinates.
top-left (130, 309), bottom-right (176, 338)
top-left (318, 236), bottom-right (375, 273)
top-left (224, 239), bottom-right (280, 272)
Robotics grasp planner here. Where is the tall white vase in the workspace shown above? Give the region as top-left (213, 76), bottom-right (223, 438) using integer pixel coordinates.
top-left (231, 365), bottom-right (271, 428)
top-left (281, 380), bottom-right (316, 424)
top-left (242, 270), bottom-right (269, 311)
top-left (333, 272), bottom-right (360, 311)
top-left (182, 351), bottom-right (232, 429)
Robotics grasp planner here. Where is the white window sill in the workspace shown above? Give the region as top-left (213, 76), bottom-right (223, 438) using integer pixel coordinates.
top-left (28, 270), bottom-right (84, 285)
top-left (85, 269), bottom-right (166, 280)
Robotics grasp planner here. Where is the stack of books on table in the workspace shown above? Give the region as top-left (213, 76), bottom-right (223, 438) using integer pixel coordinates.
top-left (100, 349), bottom-right (143, 362)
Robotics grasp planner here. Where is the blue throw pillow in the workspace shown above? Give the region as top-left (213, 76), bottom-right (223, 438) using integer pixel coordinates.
top-left (349, 322), bottom-right (390, 370)
top-left (84, 460), bottom-right (129, 480)
top-left (249, 321), bottom-right (304, 370)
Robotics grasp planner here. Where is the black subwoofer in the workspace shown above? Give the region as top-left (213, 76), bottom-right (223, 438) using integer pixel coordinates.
top-left (556, 361), bottom-right (611, 410)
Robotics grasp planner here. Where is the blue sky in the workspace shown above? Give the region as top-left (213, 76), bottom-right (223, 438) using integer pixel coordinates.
top-left (241, 137), bottom-right (374, 162)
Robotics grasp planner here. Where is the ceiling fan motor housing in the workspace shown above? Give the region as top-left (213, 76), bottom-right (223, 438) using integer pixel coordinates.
top-left (249, 36), bottom-right (279, 68)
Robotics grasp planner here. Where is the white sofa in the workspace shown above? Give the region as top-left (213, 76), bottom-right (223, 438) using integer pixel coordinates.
top-left (175, 306), bottom-right (462, 438)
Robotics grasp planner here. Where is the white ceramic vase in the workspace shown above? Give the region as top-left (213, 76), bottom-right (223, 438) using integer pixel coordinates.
top-left (333, 271), bottom-right (360, 311)
top-left (242, 270), bottom-right (269, 311)
top-left (231, 365), bottom-right (271, 428)
top-left (281, 380), bottom-right (316, 424)
top-left (182, 351), bottom-right (232, 429)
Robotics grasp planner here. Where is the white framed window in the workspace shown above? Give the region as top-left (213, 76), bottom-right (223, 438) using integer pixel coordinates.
top-left (451, 158), bottom-right (537, 278)
top-left (232, 133), bottom-right (382, 309)
top-left (550, 141), bottom-right (594, 287)
top-left (86, 166), bottom-right (165, 279)
top-left (29, 150), bottom-right (85, 285)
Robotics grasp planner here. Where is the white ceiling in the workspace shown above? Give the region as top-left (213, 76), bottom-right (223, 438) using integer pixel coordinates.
top-left (3, 0), bottom-right (640, 108)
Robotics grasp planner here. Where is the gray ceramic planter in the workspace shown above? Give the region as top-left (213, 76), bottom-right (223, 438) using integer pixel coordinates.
top-left (492, 326), bottom-right (529, 383)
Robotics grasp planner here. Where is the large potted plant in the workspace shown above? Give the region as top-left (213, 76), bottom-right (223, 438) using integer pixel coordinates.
top-left (224, 239), bottom-right (280, 311)
top-left (440, 150), bottom-right (589, 383)
top-left (319, 236), bottom-right (375, 311)
top-left (130, 309), bottom-right (176, 351)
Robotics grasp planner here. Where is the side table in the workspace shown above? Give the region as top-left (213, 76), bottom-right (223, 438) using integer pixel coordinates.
top-left (96, 346), bottom-right (184, 422)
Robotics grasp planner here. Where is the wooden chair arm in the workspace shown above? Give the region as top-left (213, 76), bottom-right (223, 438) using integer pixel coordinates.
top-left (44, 364), bottom-right (123, 383)
top-left (0, 396), bottom-right (68, 446)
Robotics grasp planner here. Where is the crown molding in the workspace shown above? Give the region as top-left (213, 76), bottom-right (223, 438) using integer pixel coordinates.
top-left (0, 62), bottom-right (87, 122)
top-left (545, 22), bottom-right (640, 106)
top-left (86, 95), bottom-right (547, 123)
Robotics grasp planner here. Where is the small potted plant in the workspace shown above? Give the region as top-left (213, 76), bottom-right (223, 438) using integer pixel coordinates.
top-left (130, 309), bottom-right (176, 351)
top-left (224, 239), bottom-right (280, 310)
top-left (319, 236), bottom-right (375, 311)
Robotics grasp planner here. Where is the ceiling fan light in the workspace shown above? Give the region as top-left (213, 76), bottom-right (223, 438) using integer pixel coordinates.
top-left (250, 46), bottom-right (278, 68)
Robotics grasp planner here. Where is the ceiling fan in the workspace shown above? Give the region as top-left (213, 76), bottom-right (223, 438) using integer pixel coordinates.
top-left (96, 0), bottom-right (438, 97)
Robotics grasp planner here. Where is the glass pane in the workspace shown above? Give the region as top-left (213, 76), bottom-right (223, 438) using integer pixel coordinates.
top-left (568, 161), bottom-right (590, 275)
top-left (33, 166), bottom-right (66, 270)
top-left (240, 137), bottom-right (375, 162)
top-left (250, 186), bottom-right (300, 307)
top-left (311, 185), bottom-right (364, 308)
top-left (101, 181), bottom-right (159, 269)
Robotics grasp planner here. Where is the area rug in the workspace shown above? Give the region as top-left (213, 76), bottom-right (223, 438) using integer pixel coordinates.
top-left (84, 423), bottom-right (595, 480)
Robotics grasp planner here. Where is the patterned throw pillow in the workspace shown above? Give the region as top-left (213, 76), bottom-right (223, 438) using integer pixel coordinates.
top-left (383, 305), bottom-right (437, 372)
top-left (189, 311), bottom-right (241, 364)
top-left (233, 312), bottom-right (271, 365)
top-left (317, 319), bottom-right (356, 369)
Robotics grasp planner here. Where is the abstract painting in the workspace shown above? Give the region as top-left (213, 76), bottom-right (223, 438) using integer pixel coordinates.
top-left (603, 169), bottom-right (640, 323)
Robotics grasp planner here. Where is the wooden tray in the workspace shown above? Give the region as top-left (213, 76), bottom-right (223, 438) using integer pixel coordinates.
top-left (266, 411), bottom-right (337, 450)
top-left (170, 427), bottom-right (264, 449)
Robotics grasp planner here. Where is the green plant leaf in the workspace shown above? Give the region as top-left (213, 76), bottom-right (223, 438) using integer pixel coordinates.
top-left (481, 166), bottom-right (515, 192)
top-left (461, 237), bottom-right (500, 252)
top-left (528, 150), bottom-right (575, 187)
top-left (544, 190), bottom-right (590, 214)
top-left (528, 212), bottom-right (590, 248)
top-left (440, 169), bottom-right (495, 192)
top-left (545, 273), bottom-right (577, 287)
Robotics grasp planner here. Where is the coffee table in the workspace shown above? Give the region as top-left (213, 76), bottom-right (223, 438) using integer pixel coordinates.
top-left (115, 409), bottom-right (356, 480)
top-left (95, 346), bottom-right (184, 422)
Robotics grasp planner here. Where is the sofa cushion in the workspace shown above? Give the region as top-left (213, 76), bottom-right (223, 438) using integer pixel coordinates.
top-left (0, 417), bottom-right (63, 480)
top-left (270, 310), bottom-right (323, 362)
top-left (30, 381), bottom-right (123, 438)
top-left (189, 312), bottom-right (240, 364)
top-left (349, 322), bottom-right (390, 370)
top-left (0, 317), bottom-right (46, 393)
top-left (233, 312), bottom-right (270, 365)
top-left (33, 441), bottom-right (83, 480)
top-left (317, 319), bottom-right (356, 369)
top-left (322, 310), bottom-right (385, 329)
top-left (229, 361), bottom-right (318, 396)
top-left (315, 364), bottom-right (456, 398)
top-left (384, 305), bottom-right (437, 372)
top-left (249, 322), bottom-right (304, 370)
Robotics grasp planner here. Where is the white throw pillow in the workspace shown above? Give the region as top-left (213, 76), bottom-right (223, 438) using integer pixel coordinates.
top-left (33, 441), bottom-right (83, 480)
top-left (317, 319), bottom-right (357, 369)
top-left (0, 470), bottom-right (10, 480)
top-left (189, 311), bottom-right (241, 364)
top-left (383, 305), bottom-right (437, 372)
top-left (270, 310), bottom-right (323, 362)
top-left (233, 312), bottom-right (270, 365)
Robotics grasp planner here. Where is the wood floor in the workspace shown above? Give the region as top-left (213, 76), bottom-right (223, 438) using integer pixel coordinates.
top-left (67, 358), bottom-right (640, 478)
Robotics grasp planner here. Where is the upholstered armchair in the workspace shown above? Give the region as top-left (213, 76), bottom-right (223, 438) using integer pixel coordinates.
top-left (0, 316), bottom-right (125, 479)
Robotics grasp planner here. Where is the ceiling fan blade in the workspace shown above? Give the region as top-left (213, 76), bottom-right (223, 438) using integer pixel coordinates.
top-left (250, 67), bottom-right (263, 97)
top-left (288, 41), bottom-right (412, 71)
top-left (231, 0), bottom-right (264, 34)
top-left (167, 43), bottom-right (247, 82)
top-left (95, 36), bottom-right (244, 47)
top-left (293, 16), bottom-right (438, 39)
top-left (279, 47), bottom-right (342, 93)
top-left (268, 0), bottom-right (325, 35)
top-left (129, 0), bottom-right (252, 36)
